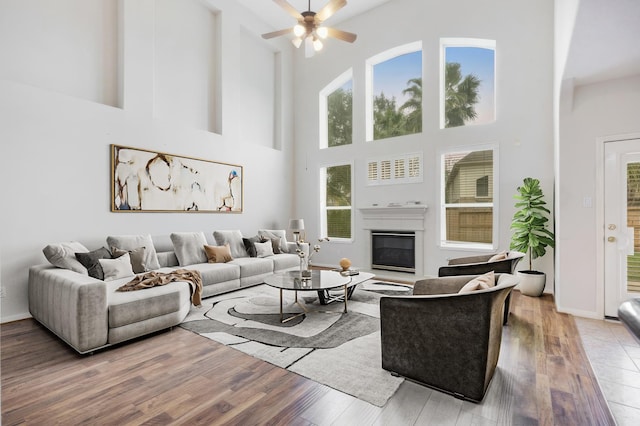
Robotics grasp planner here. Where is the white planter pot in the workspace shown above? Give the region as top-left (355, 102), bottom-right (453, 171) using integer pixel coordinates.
top-left (517, 271), bottom-right (546, 297)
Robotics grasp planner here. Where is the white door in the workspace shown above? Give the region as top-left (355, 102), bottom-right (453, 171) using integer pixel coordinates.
top-left (604, 139), bottom-right (640, 318)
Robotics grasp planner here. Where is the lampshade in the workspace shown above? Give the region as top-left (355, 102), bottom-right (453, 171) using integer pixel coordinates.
top-left (289, 219), bottom-right (305, 231)
top-left (313, 38), bottom-right (323, 51)
top-left (293, 24), bottom-right (305, 37)
top-left (316, 26), bottom-right (328, 39)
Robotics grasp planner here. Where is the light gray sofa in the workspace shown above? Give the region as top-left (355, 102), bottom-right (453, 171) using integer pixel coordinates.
top-left (28, 231), bottom-right (303, 354)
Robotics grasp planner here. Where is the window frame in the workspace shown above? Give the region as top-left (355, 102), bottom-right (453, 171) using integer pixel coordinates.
top-left (319, 69), bottom-right (353, 149)
top-left (365, 41), bottom-right (423, 142)
top-left (439, 38), bottom-right (496, 130)
top-left (319, 161), bottom-right (355, 242)
top-left (439, 144), bottom-right (499, 250)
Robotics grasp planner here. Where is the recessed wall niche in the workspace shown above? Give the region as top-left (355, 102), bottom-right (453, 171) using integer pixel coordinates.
top-left (0, 0), bottom-right (120, 107)
top-left (153, 0), bottom-right (220, 134)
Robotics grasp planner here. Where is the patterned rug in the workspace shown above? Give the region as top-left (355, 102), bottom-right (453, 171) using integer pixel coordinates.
top-left (180, 280), bottom-right (412, 406)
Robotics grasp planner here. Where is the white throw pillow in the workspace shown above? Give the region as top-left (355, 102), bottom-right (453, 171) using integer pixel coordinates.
top-left (170, 232), bottom-right (208, 266)
top-left (255, 241), bottom-right (274, 258)
top-left (258, 229), bottom-right (289, 253)
top-left (42, 241), bottom-right (90, 274)
top-left (99, 253), bottom-right (135, 282)
top-left (106, 234), bottom-right (160, 271)
top-left (458, 271), bottom-right (496, 293)
top-left (213, 230), bottom-right (248, 258)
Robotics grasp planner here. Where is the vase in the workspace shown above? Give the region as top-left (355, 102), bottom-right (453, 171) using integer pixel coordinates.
top-left (299, 257), bottom-right (311, 278)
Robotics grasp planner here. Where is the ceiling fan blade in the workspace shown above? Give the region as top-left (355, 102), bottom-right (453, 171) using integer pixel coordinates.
top-left (262, 28), bottom-right (293, 39)
top-left (326, 27), bottom-right (357, 43)
top-left (315, 0), bottom-right (347, 22)
top-left (273, 0), bottom-right (303, 20)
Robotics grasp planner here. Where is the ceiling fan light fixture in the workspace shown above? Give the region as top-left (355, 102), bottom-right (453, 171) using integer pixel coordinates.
top-left (292, 37), bottom-right (303, 48)
top-left (293, 24), bottom-right (306, 37)
top-left (313, 37), bottom-right (323, 51)
top-left (316, 26), bottom-right (328, 39)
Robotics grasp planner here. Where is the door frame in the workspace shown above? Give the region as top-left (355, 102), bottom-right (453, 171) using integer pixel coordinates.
top-left (596, 132), bottom-right (640, 318)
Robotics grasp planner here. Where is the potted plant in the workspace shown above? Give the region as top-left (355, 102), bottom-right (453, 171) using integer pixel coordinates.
top-left (510, 177), bottom-right (555, 296)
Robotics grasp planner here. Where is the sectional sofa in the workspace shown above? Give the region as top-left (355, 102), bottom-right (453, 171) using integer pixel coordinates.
top-left (28, 230), bottom-right (305, 353)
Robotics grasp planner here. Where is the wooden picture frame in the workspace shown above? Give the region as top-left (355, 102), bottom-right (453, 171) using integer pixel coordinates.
top-left (111, 144), bottom-right (243, 213)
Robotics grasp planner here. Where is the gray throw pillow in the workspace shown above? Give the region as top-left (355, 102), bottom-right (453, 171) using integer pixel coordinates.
top-left (43, 241), bottom-right (90, 274)
top-left (258, 230), bottom-right (289, 253)
top-left (111, 246), bottom-right (146, 273)
top-left (243, 236), bottom-right (262, 257)
top-left (106, 234), bottom-right (161, 271)
top-left (75, 247), bottom-right (112, 280)
top-left (170, 232), bottom-right (208, 266)
top-left (213, 230), bottom-right (248, 258)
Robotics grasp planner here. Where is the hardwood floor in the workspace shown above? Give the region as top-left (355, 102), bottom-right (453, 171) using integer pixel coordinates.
top-left (1, 290), bottom-right (615, 425)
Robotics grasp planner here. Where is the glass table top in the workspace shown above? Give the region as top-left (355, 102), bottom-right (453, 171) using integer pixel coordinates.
top-left (264, 269), bottom-right (352, 291)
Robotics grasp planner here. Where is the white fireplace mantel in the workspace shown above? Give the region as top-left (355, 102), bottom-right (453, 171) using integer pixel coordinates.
top-left (358, 205), bottom-right (428, 231)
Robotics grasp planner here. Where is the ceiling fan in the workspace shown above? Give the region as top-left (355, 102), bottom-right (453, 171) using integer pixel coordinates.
top-left (262, 0), bottom-right (358, 58)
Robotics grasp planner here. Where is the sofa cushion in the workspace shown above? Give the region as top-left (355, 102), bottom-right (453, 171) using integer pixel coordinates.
top-left (100, 253), bottom-right (135, 282)
top-left (270, 253), bottom-right (300, 272)
top-left (111, 246), bottom-right (146, 273)
top-left (107, 277), bottom-right (190, 328)
top-left (213, 230), bottom-right (248, 258)
top-left (43, 241), bottom-right (90, 274)
top-left (170, 232), bottom-right (208, 266)
top-left (255, 241), bottom-right (274, 258)
top-left (204, 244), bottom-right (233, 263)
top-left (258, 230), bottom-right (289, 253)
top-left (75, 247), bottom-right (112, 280)
top-left (184, 262), bottom-right (241, 286)
top-left (106, 234), bottom-right (160, 271)
top-left (229, 257), bottom-right (273, 277)
top-left (488, 251), bottom-right (507, 262)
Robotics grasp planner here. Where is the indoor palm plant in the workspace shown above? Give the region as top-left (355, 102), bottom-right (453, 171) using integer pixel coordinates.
top-left (510, 177), bottom-right (555, 296)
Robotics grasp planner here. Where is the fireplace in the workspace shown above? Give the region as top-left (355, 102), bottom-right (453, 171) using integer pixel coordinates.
top-left (371, 230), bottom-right (416, 273)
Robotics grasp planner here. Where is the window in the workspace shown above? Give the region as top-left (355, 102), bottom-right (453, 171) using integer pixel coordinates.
top-left (441, 148), bottom-right (497, 248)
top-left (320, 163), bottom-right (352, 239)
top-left (366, 153), bottom-right (423, 186)
top-left (320, 69), bottom-right (352, 149)
top-left (441, 39), bottom-right (496, 129)
top-left (366, 42), bottom-right (422, 141)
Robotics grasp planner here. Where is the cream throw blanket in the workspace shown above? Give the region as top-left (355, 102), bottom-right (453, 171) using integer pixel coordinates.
top-left (117, 269), bottom-right (203, 306)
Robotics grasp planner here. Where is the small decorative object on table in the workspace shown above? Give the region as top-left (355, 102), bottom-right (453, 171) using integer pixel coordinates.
top-left (296, 237), bottom-right (329, 276)
top-left (339, 258), bottom-right (352, 271)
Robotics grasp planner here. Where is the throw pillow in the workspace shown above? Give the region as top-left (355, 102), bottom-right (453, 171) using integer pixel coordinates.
top-left (204, 244), bottom-right (233, 263)
top-left (255, 241), bottom-right (274, 258)
top-left (170, 232), bottom-right (208, 266)
top-left (42, 241), bottom-right (90, 274)
top-left (488, 251), bottom-right (508, 262)
top-left (111, 246), bottom-right (146, 273)
top-left (258, 230), bottom-right (289, 253)
top-left (99, 253), bottom-right (135, 282)
top-left (458, 271), bottom-right (496, 294)
top-left (75, 247), bottom-right (112, 280)
top-left (213, 230), bottom-right (248, 258)
top-left (242, 236), bottom-right (262, 258)
top-left (106, 234), bottom-right (160, 271)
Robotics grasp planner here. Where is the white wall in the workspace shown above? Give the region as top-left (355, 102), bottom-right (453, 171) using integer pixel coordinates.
top-left (556, 74), bottom-right (640, 317)
top-left (0, 0), bottom-right (294, 322)
top-left (292, 0), bottom-right (556, 280)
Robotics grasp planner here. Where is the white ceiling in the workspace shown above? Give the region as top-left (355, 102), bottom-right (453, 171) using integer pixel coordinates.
top-left (235, 0), bottom-right (390, 32)
top-left (237, 0), bottom-right (640, 87)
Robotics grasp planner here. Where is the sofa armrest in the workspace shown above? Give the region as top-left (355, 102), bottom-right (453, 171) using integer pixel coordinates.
top-left (29, 265), bottom-right (109, 353)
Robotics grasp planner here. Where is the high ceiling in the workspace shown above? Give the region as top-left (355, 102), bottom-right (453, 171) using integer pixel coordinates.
top-left (238, 0), bottom-right (640, 87)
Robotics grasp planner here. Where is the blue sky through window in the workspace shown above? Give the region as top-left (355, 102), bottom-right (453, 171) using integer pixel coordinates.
top-left (373, 50), bottom-right (422, 106)
top-left (445, 46), bottom-right (495, 125)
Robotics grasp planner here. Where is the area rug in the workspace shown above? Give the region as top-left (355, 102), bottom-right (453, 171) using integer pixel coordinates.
top-left (180, 280), bottom-right (411, 407)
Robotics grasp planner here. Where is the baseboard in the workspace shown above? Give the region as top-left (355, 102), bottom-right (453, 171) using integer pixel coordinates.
top-left (1, 312), bottom-right (32, 324)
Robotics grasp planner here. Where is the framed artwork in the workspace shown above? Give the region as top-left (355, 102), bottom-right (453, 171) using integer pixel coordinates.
top-left (111, 144), bottom-right (243, 213)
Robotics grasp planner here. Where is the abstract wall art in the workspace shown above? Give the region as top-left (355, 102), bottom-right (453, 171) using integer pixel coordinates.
top-left (111, 145), bottom-right (243, 213)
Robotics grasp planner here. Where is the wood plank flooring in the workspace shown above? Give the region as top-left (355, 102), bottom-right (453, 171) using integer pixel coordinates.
top-left (1, 290), bottom-right (615, 425)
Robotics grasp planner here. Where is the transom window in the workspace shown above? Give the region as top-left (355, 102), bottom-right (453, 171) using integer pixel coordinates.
top-left (320, 69), bottom-right (353, 149)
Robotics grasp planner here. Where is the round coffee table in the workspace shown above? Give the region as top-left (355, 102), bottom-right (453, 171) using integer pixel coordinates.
top-left (264, 270), bottom-right (352, 323)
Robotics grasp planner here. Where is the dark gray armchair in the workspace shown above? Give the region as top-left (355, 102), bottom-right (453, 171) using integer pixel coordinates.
top-left (380, 273), bottom-right (519, 402)
top-left (438, 251), bottom-right (524, 325)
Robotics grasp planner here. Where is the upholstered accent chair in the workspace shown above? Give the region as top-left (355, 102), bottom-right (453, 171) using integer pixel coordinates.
top-left (438, 251), bottom-right (524, 325)
top-left (619, 299), bottom-right (640, 343)
top-left (380, 273), bottom-right (519, 402)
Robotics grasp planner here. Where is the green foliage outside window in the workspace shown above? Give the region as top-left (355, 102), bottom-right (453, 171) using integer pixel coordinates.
top-left (445, 62), bottom-right (481, 128)
top-left (325, 165), bottom-right (351, 239)
top-left (327, 87), bottom-right (352, 147)
top-left (373, 78), bottom-right (422, 140)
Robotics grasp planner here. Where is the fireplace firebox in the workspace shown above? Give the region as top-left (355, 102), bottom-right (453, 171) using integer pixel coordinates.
top-left (371, 230), bottom-right (416, 273)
